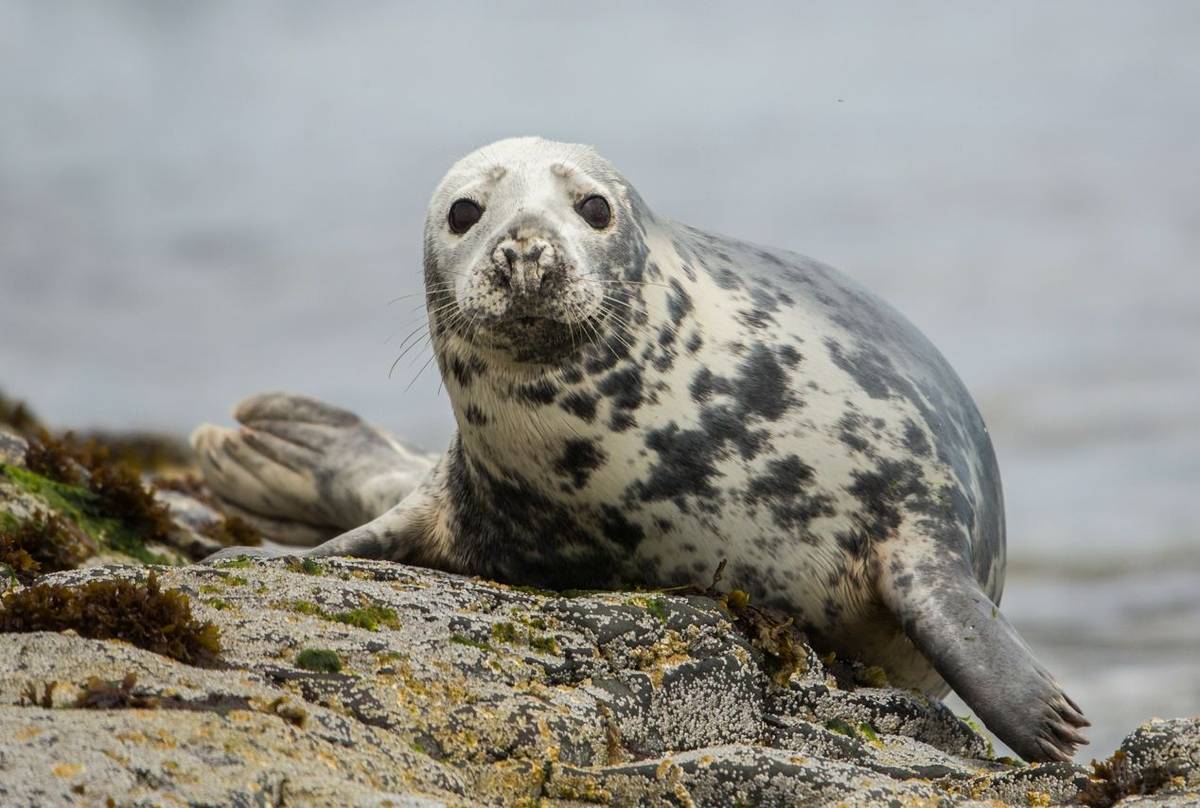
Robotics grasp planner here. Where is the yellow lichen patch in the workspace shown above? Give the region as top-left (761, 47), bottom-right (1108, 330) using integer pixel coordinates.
top-left (15, 724), bottom-right (42, 741)
top-left (114, 729), bottom-right (149, 745)
top-left (476, 758), bottom-right (547, 804)
top-left (626, 630), bottom-right (694, 687)
top-left (1026, 790), bottom-right (1052, 806)
top-left (51, 762), bottom-right (83, 778)
top-left (545, 770), bottom-right (612, 803)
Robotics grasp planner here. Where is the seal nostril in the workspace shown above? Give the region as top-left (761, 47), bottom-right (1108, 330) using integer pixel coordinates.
top-left (526, 244), bottom-right (545, 264)
top-left (502, 247), bottom-right (518, 271)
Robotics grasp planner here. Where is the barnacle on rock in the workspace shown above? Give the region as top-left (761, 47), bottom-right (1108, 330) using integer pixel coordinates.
top-left (0, 513), bottom-right (96, 584)
top-left (0, 571), bottom-right (221, 665)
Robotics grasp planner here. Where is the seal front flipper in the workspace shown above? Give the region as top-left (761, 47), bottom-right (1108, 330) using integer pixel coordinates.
top-left (191, 391), bottom-right (436, 544)
top-left (203, 472), bottom-right (450, 566)
top-left (877, 550), bottom-right (1090, 763)
top-left (305, 480), bottom-right (453, 568)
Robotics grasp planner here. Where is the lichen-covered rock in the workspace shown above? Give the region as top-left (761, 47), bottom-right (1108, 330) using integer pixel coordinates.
top-left (0, 557), bottom-right (1195, 807)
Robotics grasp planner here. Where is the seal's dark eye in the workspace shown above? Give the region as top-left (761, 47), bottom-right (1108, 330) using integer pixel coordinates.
top-left (448, 199), bottom-right (483, 234)
top-left (577, 195), bottom-right (611, 230)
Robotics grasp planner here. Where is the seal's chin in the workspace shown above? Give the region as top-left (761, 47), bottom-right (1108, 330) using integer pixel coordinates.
top-left (482, 314), bottom-right (598, 364)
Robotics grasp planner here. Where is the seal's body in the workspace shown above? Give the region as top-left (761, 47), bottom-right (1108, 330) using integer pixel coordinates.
top-left (193, 137), bottom-right (1088, 762)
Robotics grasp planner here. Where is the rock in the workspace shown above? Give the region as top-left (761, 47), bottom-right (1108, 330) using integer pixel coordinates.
top-left (0, 428), bottom-right (27, 468)
top-left (0, 557), bottom-right (1195, 806)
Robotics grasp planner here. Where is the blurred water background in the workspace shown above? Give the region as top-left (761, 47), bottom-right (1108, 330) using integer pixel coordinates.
top-left (2, 1), bottom-right (1197, 756)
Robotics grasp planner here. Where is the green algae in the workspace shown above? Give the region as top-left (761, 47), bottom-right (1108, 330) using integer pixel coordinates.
top-left (826, 717), bottom-right (857, 738)
top-left (281, 599), bottom-right (400, 631)
top-left (213, 558), bottom-right (253, 569)
top-left (295, 648), bottom-right (342, 674)
top-left (491, 621), bottom-right (519, 643)
top-left (1, 464), bottom-right (171, 565)
top-left (450, 633), bottom-right (491, 651)
top-left (331, 604), bottom-right (401, 631)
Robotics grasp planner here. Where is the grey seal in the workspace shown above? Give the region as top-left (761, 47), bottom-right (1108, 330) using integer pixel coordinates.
top-left (192, 137), bottom-right (1089, 762)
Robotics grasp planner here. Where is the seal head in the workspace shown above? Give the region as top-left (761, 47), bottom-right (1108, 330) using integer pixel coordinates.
top-left (424, 139), bottom-right (648, 365)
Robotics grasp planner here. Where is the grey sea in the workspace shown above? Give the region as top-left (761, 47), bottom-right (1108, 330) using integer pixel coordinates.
top-left (1, 1), bottom-right (1197, 756)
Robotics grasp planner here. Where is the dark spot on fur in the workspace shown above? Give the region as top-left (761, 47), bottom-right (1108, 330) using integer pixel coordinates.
top-left (448, 352), bottom-right (484, 386)
top-left (903, 418), bottom-right (932, 457)
top-left (449, 355), bottom-right (477, 387)
top-left (516, 379), bottom-right (558, 405)
top-left (738, 308), bottom-right (774, 329)
top-left (464, 404), bottom-right (489, 426)
top-left (598, 367), bottom-right (643, 411)
top-left (560, 391), bottom-right (599, 422)
top-left (778, 345), bottom-right (803, 367)
top-left (598, 505), bottom-right (644, 549)
top-left (636, 423), bottom-right (724, 502)
top-left (735, 344), bottom-right (794, 420)
top-left (609, 411), bottom-right (637, 432)
top-left (554, 439), bottom-right (607, 489)
top-left (749, 286), bottom-right (779, 312)
top-left (824, 338), bottom-right (891, 400)
top-left (699, 404), bottom-right (766, 460)
top-left (666, 279), bottom-right (694, 325)
top-left (744, 455), bottom-right (836, 532)
top-left (713, 268), bottom-right (741, 290)
top-left (837, 411), bottom-right (872, 454)
top-left (686, 331), bottom-right (703, 354)
top-left (689, 367), bottom-right (731, 404)
top-left (845, 458), bottom-right (932, 548)
top-left (584, 334), bottom-right (630, 375)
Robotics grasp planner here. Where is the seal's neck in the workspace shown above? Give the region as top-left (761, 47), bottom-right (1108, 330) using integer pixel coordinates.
top-left (438, 337), bottom-right (640, 491)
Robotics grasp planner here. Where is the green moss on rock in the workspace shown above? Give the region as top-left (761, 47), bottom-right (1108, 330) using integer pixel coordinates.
top-left (1, 464), bottom-right (172, 566)
top-left (332, 605), bottom-right (400, 631)
top-left (295, 648), bottom-right (342, 673)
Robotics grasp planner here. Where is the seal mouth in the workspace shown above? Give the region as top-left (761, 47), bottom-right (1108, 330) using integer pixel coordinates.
top-left (470, 310), bottom-right (608, 364)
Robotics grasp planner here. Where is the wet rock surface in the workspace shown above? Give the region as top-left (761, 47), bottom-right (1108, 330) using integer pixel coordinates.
top-left (0, 557), bottom-right (1196, 807)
